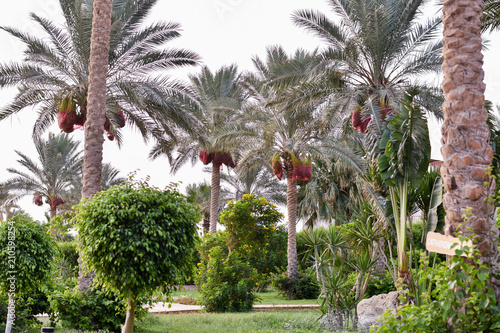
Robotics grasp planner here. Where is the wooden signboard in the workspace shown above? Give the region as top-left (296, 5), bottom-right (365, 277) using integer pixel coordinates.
top-left (425, 232), bottom-right (473, 256)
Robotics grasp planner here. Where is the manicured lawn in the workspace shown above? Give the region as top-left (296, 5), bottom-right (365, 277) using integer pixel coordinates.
top-left (169, 288), bottom-right (319, 306)
top-left (135, 311), bottom-right (330, 333)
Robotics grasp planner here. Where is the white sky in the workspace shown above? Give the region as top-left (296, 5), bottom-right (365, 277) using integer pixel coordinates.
top-left (1, 0), bottom-right (500, 221)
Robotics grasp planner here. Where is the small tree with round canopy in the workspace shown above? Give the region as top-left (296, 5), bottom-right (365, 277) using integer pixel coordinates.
top-left (75, 177), bottom-right (200, 333)
top-left (0, 214), bottom-right (56, 333)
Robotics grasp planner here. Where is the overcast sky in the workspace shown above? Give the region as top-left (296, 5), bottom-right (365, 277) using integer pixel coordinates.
top-left (1, 0), bottom-right (500, 221)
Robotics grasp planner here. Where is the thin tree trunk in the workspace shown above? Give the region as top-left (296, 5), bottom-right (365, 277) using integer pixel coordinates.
top-left (5, 293), bottom-right (14, 333)
top-left (50, 205), bottom-right (57, 219)
top-left (209, 162), bottom-right (221, 234)
top-left (79, 0), bottom-right (113, 293)
top-left (122, 296), bottom-right (136, 333)
top-left (203, 212), bottom-right (210, 235)
top-left (285, 163), bottom-right (299, 278)
top-left (441, 0), bottom-right (499, 283)
top-left (49, 205), bottom-right (57, 236)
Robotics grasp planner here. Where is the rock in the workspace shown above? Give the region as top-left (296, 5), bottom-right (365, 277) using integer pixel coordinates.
top-left (357, 291), bottom-right (399, 329)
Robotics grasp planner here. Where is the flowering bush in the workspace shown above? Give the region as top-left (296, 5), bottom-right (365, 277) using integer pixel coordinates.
top-left (271, 271), bottom-right (319, 300)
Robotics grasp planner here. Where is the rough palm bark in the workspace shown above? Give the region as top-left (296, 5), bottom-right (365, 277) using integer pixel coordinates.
top-left (285, 161), bottom-right (299, 278)
top-left (441, 0), bottom-right (499, 268)
top-left (81, 0), bottom-right (112, 199)
top-left (210, 162), bottom-right (221, 234)
top-left (202, 212), bottom-right (210, 235)
top-left (79, 0), bottom-right (113, 293)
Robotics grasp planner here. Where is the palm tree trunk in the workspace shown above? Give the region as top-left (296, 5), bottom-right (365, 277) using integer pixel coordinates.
top-left (441, 0), bottom-right (499, 273)
top-left (81, 0), bottom-right (112, 199)
top-left (79, 0), bottom-right (113, 293)
top-left (203, 212), bottom-right (210, 235)
top-left (209, 162), bottom-right (221, 234)
top-left (49, 205), bottom-right (58, 236)
top-left (286, 163), bottom-right (299, 278)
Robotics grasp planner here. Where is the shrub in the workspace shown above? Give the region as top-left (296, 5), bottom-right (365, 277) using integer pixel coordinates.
top-left (49, 287), bottom-right (127, 332)
top-left (219, 194), bottom-right (286, 282)
top-left (271, 271), bottom-right (319, 300)
top-left (55, 241), bottom-right (79, 279)
top-left (75, 177), bottom-right (200, 332)
top-left (0, 214), bottom-right (56, 332)
top-left (0, 291), bottom-right (48, 331)
top-left (364, 271), bottom-right (397, 298)
top-left (197, 246), bottom-right (258, 312)
top-left (374, 238), bottom-right (500, 332)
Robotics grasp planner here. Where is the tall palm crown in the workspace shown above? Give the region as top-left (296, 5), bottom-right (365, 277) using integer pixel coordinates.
top-left (150, 64), bottom-right (244, 168)
top-left (2, 133), bottom-right (82, 219)
top-left (219, 166), bottom-right (287, 206)
top-left (0, 0), bottom-right (200, 143)
top-left (150, 64), bottom-right (246, 233)
top-left (292, 0), bottom-right (443, 118)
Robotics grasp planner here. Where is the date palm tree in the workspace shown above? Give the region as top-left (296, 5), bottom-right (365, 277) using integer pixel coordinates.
top-left (441, 0), bottom-right (499, 271)
top-left (217, 46), bottom-right (362, 278)
top-left (291, 0), bottom-right (444, 124)
top-left (219, 166), bottom-right (287, 205)
top-left (0, 0), bottom-right (200, 141)
top-left (3, 133), bottom-right (82, 220)
top-left (82, 0), bottom-right (113, 199)
top-left (150, 64), bottom-right (245, 234)
top-left (186, 182), bottom-right (212, 235)
top-left (0, 0), bottom-right (200, 201)
top-left (82, 0), bottom-right (113, 200)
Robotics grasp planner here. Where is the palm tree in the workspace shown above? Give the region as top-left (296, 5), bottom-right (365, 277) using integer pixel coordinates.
top-left (441, 0), bottom-right (499, 269)
top-left (3, 133), bottom-right (82, 220)
top-left (0, 0), bottom-right (200, 199)
top-left (291, 0), bottom-right (444, 124)
top-left (216, 46), bottom-right (340, 278)
top-left (0, 0), bottom-right (200, 141)
top-left (297, 157), bottom-right (362, 228)
top-left (150, 65), bottom-right (245, 234)
top-left (219, 166), bottom-right (287, 205)
top-left (186, 182), bottom-right (212, 234)
top-left (377, 89), bottom-right (431, 288)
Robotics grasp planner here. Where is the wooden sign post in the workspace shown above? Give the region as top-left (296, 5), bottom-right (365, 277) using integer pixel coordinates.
top-left (425, 232), bottom-right (473, 256)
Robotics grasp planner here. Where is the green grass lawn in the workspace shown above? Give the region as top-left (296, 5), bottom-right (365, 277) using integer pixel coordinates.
top-left (36, 310), bottom-right (353, 333)
top-left (168, 288), bottom-right (319, 306)
top-left (135, 311), bottom-right (329, 333)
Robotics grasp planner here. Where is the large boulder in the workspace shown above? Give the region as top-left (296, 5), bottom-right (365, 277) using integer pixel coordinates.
top-left (357, 291), bottom-right (399, 329)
